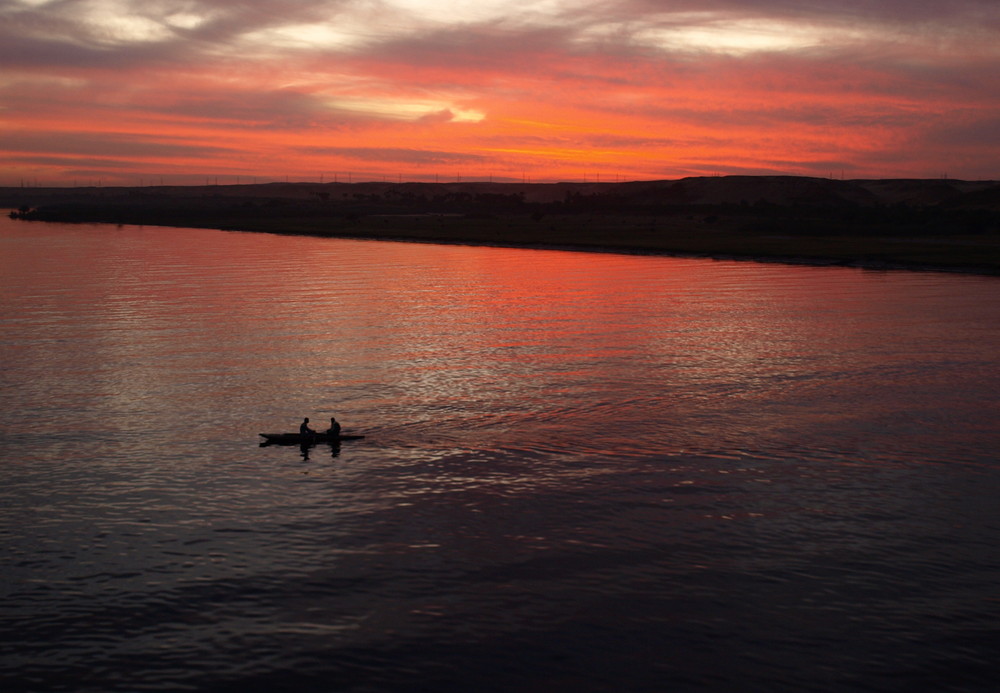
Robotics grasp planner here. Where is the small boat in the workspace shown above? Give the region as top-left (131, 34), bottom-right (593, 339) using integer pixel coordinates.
top-left (259, 432), bottom-right (366, 445)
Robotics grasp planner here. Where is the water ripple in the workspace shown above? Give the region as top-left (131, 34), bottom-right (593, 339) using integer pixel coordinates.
top-left (3, 220), bottom-right (1000, 692)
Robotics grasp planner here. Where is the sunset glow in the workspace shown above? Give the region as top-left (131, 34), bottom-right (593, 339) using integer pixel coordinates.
top-left (2, 0), bottom-right (999, 185)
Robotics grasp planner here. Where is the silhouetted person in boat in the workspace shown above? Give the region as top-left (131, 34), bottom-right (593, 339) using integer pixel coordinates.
top-left (300, 417), bottom-right (315, 436)
top-left (326, 417), bottom-right (342, 438)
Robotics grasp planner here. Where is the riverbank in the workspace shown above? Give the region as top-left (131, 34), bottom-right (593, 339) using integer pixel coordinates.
top-left (230, 212), bottom-right (1000, 275)
top-left (5, 176), bottom-right (1000, 274)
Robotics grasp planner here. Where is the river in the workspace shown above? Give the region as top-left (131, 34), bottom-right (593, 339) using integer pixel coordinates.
top-left (2, 216), bottom-right (999, 692)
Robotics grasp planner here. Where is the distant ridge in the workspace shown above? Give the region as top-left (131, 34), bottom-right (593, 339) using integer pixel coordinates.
top-left (4, 175), bottom-right (999, 210)
top-left (5, 175), bottom-right (999, 275)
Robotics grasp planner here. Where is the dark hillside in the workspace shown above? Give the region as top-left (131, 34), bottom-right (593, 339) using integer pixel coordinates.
top-left (4, 176), bottom-right (999, 274)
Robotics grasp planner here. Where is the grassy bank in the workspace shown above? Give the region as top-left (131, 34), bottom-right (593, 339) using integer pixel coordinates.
top-left (188, 211), bottom-right (992, 271)
top-left (5, 177), bottom-right (1000, 274)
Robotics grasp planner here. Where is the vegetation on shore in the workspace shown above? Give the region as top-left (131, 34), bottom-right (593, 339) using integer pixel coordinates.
top-left (5, 176), bottom-right (1000, 274)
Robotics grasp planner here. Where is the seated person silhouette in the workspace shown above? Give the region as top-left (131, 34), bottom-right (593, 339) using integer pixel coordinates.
top-left (300, 417), bottom-right (315, 436)
top-left (326, 417), bottom-right (342, 438)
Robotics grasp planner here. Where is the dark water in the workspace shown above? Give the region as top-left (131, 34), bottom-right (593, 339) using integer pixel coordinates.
top-left (2, 217), bottom-right (999, 692)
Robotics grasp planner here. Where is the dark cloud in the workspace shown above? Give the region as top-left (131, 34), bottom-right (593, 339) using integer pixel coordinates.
top-left (616, 0), bottom-right (1000, 24)
top-left (150, 90), bottom-right (347, 130)
top-left (925, 115), bottom-right (1000, 148)
top-left (297, 146), bottom-right (489, 164)
top-left (0, 131), bottom-right (231, 159)
top-left (4, 153), bottom-right (167, 171)
top-left (0, 0), bottom-right (353, 68)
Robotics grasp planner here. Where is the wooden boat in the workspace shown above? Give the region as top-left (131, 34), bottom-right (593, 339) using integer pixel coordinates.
top-left (259, 432), bottom-right (366, 445)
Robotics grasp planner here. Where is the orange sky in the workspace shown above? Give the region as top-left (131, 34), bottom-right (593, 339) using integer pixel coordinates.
top-left (2, 0), bottom-right (999, 186)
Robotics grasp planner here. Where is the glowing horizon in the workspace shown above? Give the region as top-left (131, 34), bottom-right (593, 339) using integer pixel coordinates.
top-left (2, 0), bottom-right (999, 186)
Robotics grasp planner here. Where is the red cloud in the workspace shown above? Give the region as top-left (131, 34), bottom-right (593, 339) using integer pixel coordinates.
top-left (2, 1), bottom-right (999, 184)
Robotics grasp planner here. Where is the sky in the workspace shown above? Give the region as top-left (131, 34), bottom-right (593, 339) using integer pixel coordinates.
top-left (1, 0), bottom-right (999, 186)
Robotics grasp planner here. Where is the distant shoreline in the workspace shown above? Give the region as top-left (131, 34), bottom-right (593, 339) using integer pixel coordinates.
top-left (4, 176), bottom-right (999, 275)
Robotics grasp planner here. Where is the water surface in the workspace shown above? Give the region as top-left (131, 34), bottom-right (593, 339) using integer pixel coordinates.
top-left (2, 217), bottom-right (999, 692)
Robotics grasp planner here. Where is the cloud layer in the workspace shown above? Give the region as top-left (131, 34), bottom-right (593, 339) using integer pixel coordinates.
top-left (2, 0), bottom-right (999, 184)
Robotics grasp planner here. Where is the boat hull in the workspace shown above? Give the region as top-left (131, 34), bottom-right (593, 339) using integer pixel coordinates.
top-left (259, 433), bottom-right (365, 445)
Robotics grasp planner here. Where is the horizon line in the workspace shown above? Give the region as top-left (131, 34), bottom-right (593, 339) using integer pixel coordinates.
top-left (4, 172), bottom-right (995, 190)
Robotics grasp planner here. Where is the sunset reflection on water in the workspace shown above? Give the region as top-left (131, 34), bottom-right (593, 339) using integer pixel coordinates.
top-left (2, 218), bottom-right (1000, 692)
